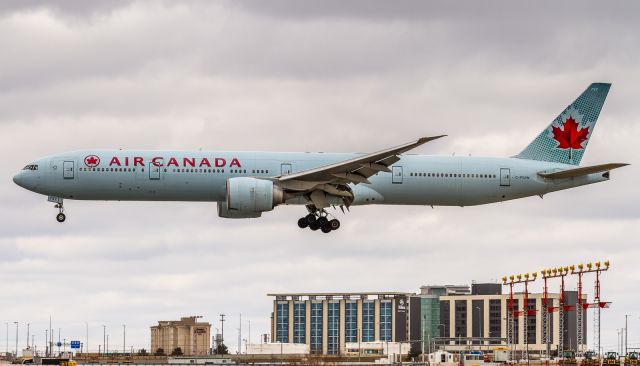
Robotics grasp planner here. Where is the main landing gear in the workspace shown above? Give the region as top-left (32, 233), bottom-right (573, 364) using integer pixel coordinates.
top-left (55, 203), bottom-right (66, 223)
top-left (297, 212), bottom-right (340, 233)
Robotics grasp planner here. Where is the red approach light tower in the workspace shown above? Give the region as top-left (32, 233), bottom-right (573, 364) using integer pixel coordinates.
top-left (573, 261), bottom-right (610, 358)
top-left (546, 266), bottom-right (574, 358)
top-left (540, 267), bottom-right (572, 362)
top-left (502, 272), bottom-right (537, 363)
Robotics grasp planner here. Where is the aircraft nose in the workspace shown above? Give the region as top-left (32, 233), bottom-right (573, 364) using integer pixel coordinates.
top-left (13, 171), bottom-right (25, 188)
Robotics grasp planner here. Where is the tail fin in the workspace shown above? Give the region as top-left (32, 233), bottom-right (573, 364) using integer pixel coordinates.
top-left (516, 82), bottom-right (611, 165)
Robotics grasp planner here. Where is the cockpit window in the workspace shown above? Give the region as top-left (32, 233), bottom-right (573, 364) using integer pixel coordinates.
top-left (22, 164), bottom-right (38, 170)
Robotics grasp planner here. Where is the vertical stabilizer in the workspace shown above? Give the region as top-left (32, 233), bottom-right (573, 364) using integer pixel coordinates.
top-left (516, 83), bottom-right (611, 165)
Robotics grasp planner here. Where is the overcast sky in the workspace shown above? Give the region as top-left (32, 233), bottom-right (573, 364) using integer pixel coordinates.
top-left (0, 0), bottom-right (638, 355)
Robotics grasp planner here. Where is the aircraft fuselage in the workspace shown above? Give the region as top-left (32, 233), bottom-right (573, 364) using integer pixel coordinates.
top-left (13, 150), bottom-right (608, 207)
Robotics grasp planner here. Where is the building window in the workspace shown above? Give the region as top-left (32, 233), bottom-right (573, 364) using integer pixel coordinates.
top-left (380, 301), bottom-right (392, 341)
top-left (362, 301), bottom-right (375, 342)
top-left (328, 302), bottom-right (340, 355)
top-left (489, 299), bottom-right (502, 344)
top-left (311, 302), bottom-right (323, 354)
top-left (527, 298), bottom-right (536, 344)
top-left (345, 302), bottom-right (358, 343)
top-left (440, 300), bottom-right (450, 337)
top-left (293, 302), bottom-right (306, 344)
top-left (455, 300), bottom-right (467, 343)
top-left (276, 302), bottom-right (289, 343)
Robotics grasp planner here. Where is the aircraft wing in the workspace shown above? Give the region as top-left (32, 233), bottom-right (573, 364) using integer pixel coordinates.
top-left (279, 135), bottom-right (446, 185)
top-left (538, 163), bottom-right (629, 179)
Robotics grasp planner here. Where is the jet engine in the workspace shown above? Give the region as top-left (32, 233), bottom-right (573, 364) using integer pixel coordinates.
top-left (218, 177), bottom-right (285, 218)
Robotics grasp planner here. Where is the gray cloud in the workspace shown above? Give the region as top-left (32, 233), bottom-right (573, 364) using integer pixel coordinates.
top-left (1, 0), bottom-right (638, 354)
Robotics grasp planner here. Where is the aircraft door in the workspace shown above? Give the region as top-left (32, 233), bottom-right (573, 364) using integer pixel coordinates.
top-left (149, 163), bottom-right (161, 180)
top-left (63, 161), bottom-right (74, 179)
top-left (392, 166), bottom-right (403, 184)
top-left (500, 168), bottom-right (511, 186)
top-left (281, 163), bottom-right (292, 176)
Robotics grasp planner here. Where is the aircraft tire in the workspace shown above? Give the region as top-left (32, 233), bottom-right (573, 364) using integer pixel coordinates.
top-left (305, 214), bottom-right (317, 224)
top-left (56, 213), bottom-right (66, 223)
top-left (297, 218), bottom-right (308, 229)
top-left (321, 225), bottom-right (332, 233)
top-left (309, 221), bottom-right (320, 231)
top-left (317, 217), bottom-right (328, 227)
top-left (329, 219), bottom-right (340, 230)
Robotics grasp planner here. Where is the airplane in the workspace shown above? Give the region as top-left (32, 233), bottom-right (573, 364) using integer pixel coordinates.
top-left (13, 82), bottom-right (628, 233)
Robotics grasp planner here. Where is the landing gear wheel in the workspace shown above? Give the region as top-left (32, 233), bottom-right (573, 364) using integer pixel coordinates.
top-left (329, 219), bottom-right (340, 231)
top-left (305, 214), bottom-right (317, 225)
top-left (321, 225), bottom-right (332, 233)
top-left (309, 221), bottom-right (320, 231)
top-left (317, 216), bottom-right (328, 227)
top-left (56, 213), bottom-right (66, 223)
top-left (297, 217), bottom-right (309, 229)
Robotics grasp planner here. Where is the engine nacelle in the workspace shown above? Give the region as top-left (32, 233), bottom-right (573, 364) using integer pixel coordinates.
top-left (221, 177), bottom-right (284, 218)
top-left (217, 201), bottom-right (262, 219)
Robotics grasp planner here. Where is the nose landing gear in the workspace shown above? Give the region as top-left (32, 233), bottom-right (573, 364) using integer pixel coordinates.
top-left (297, 210), bottom-right (340, 233)
top-left (55, 203), bottom-right (66, 223)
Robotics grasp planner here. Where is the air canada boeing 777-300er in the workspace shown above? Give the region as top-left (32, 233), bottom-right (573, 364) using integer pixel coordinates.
top-left (13, 83), bottom-right (628, 233)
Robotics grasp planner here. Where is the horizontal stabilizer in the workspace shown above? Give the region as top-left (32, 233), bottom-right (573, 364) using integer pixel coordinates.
top-left (538, 163), bottom-right (629, 179)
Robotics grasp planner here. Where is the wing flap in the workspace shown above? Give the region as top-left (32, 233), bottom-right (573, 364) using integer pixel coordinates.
top-left (538, 163), bottom-right (629, 179)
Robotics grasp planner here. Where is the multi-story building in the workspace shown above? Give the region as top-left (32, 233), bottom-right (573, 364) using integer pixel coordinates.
top-left (150, 316), bottom-right (211, 356)
top-left (269, 284), bottom-right (587, 357)
top-left (420, 283), bottom-right (587, 356)
top-left (268, 292), bottom-right (422, 355)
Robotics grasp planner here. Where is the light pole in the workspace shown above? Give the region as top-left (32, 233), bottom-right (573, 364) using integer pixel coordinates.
top-left (422, 315), bottom-right (426, 363)
top-left (14, 322), bottom-right (18, 357)
top-left (45, 329), bottom-right (48, 357)
top-left (102, 325), bottom-right (106, 356)
top-left (26, 323), bottom-right (30, 349)
top-left (219, 314), bottom-right (225, 348)
top-left (123, 324), bottom-right (126, 355)
top-left (625, 315), bottom-right (630, 356)
top-left (85, 322), bottom-right (88, 355)
top-left (437, 323), bottom-right (446, 352)
top-left (617, 329), bottom-right (621, 355)
top-left (475, 306), bottom-right (481, 349)
top-left (5, 322), bottom-right (8, 354)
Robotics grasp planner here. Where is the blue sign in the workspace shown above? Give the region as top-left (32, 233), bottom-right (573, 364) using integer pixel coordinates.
top-left (70, 341), bottom-right (81, 349)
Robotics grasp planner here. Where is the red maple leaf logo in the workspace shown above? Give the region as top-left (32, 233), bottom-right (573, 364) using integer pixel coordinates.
top-left (84, 155), bottom-right (100, 167)
top-left (551, 116), bottom-right (589, 150)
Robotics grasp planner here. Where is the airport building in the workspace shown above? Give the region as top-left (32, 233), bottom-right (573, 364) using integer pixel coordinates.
top-left (419, 283), bottom-right (587, 355)
top-left (268, 292), bottom-right (422, 355)
top-left (269, 284), bottom-right (587, 357)
top-left (150, 316), bottom-right (211, 356)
